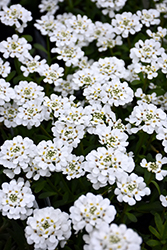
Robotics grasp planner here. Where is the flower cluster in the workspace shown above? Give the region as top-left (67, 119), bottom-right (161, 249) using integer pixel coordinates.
top-left (0, 178), bottom-right (35, 220)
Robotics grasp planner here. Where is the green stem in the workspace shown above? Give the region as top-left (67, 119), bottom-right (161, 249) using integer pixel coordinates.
top-left (127, 37), bottom-right (131, 49)
top-left (40, 125), bottom-right (53, 139)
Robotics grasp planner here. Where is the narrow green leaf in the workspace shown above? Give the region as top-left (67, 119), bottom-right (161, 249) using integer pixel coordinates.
top-left (38, 191), bottom-right (57, 199)
top-left (5, 71), bottom-right (16, 82)
top-left (155, 213), bottom-right (164, 235)
top-left (151, 180), bottom-right (161, 195)
top-left (146, 239), bottom-right (161, 247)
top-left (126, 212), bottom-right (137, 222)
top-left (13, 75), bottom-right (33, 84)
top-left (34, 43), bottom-right (48, 54)
top-left (21, 34), bottom-right (33, 42)
top-left (130, 80), bottom-right (141, 85)
top-left (149, 226), bottom-right (161, 239)
top-left (34, 180), bottom-right (46, 193)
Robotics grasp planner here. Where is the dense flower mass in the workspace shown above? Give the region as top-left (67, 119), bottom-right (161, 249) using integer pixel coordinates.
top-left (0, 0), bottom-right (167, 249)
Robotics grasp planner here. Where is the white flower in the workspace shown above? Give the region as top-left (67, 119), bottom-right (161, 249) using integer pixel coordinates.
top-left (92, 56), bottom-right (129, 80)
top-left (34, 14), bottom-right (58, 36)
top-left (20, 55), bottom-right (47, 77)
top-left (0, 0), bottom-right (10, 9)
top-left (146, 26), bottom-right (167, 41)
top-left (43, 94), bottom-right (75, 118)
top-left (0, 78), bottom-right (15, 105)
top-left (157, 52), bottom-right (167, 75)
top-left (50, 25), bottom-right (77, 47)
top-left (85, 103), bottom-right (116, 134)
top-left (41, 63), bottom-right (64, 85)
top-left (83, 223), bottom-right (142, 250)
top-left (72, 67), bottom-right (105, 89)
top-left (134, 62), bottom-right (160, 79)
top-left (61, 154), bottom-right (85, 180)
top-left (0, 4), bottom-right (32, 33)
top-left (0, 102), bottom-right (19, 128)
top-left (140, 154), bottom-right (167, 180)
top-left (59, 105), bottom-right (92, 126)
top-left (97, 126), bottom-right (129, 151)
top-left (51, 45), bottom-right (84, 67)
top-left (130, 39), bottom-right (164, 64)
top-left (156, 126), bottom-right (167, 153)
top-left (0, 58), bottom-right (11, 77)
top-left (0, 34), bottom-right (31, 61)
top-left (100, 77), bottom-right (134, 107)
top-left (27, 139), bottom-right (71, 180)
top-left (112, 12), bottom-right (142, 38)
top-left (0, 135), bottom-right (37, 178)
top-left (126, 103), bottom-right (167, 134)
top-left (85, 147), bottom-right (135, 190)
top-left (52, 120), bottom-right (85, 148)
top-left (67, 14), bottom-right (94, 43)
top-left (136, 9), bottom-right (160, 27)
top-left (0, 178), bottom-right (35, 220)
top-left (13, 81), bottom-right (44, 105)
top-left (25, 207), bottom-right (71, 250)
top-left (115, 172), bottom-right (151, 205)
top-left (69, 192), bottom-right (116, 233)
top-left (16, 101), bottom-right (48, 129)
top-left (39, 0), bottom-right (61, 15)
top-left (135, 88), bottom-right (157, 105)
top-left (160, 195), bottom-right (167, 207)
top-left (92, 0), bottom-right (127, 18)
top-left (53, 74), bottom-right (76, 96)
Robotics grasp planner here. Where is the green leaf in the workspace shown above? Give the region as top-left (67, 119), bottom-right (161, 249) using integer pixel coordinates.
top-left (146, 239), bottom-right (161, 247)
top-left (21, 34), bottom-right (33, 42)
top-left (149, 226), bottom-right (161, 239)
top-left (13, 75), bottom-right (33, 84)
top-left (34, 180), bottom-right (46, 193)
top-left (130, 80), bottom-right (141, 85)
top-left (5, 71), bottom-right (16, 82)
top-left (155, 213), bottom-right (164, 235)
top-left (34, 43), bottom-right (48, 54)
top-left (151, 180), bottom-right (161, 195)
top-left (126, 212), bottom-right (137, 222)
top-left (38, 191), bottom-right (57, 199)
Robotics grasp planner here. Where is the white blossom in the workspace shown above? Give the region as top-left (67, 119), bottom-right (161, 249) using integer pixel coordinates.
top-left (115, 172), bottom-right (151, 205)
top-left (0, 178), bottom-right (35, 220)
top-left (83, 223), bottom-right (142, 250)
top-left (69, 192), bottom-right (116, 233)
top-left (25, 207), bottom-right (71, 250)
top-left (0, 34), bottom-right (31, 61)
top-left (112, 12), bottom-right (142, 38)
top-left (140, 153), bottom-right (167, 181)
